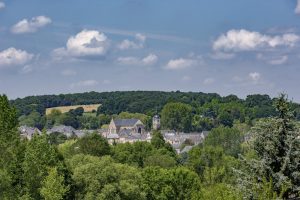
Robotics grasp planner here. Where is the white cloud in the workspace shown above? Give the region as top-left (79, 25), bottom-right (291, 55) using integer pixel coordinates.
top-left (136, 33), bottom-right (146, 42)
top-left (141, 54), bottom-right (158, 65)
top-left (213, 29), bottom-right (299, 52)
top-left (249, 72), bottom-right (261, 82)
top-left (0, 2), bottom-right (5, 9)
top-left (117, 54), bottom-right (158, 66)
top-left (53, 30), bottom-right (110, 58)
top-left (0, 48), bottom-right (34, 68)
top-left (11, 16), bottom-right (52, 34)
top-left (257, 54), bottom-right (288, 65)
top-left (61, 69), bottom-right (77, 76)
top-left (21, 65), bottom-right (33, 73)
top-left (70, 80), bottom-right (98, 88)
top-left (296, 0), bottom-right (300, 14)
top-left (165, 58), bottom-right (198, 70)
top-left (203, 78), bottom-right (215, 85)
top-left (268, 55), bottom-right (288, 65)
top-left (117, 33), bottom-right (146, 50)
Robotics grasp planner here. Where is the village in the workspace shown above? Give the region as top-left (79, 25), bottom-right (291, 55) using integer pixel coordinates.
top-left (19, 113), bottom-right (208, 154)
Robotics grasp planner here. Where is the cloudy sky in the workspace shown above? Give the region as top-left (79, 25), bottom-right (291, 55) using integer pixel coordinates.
top-left (1, 0), bottom-right (300, 101)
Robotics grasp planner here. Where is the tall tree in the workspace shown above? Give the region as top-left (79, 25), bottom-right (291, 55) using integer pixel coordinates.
top-left (204, 127), bottom-right (243, 157)
top-left (239, 94), bottom-right (300, 198)
top-left (40, 167), bottom-right (69, 200)
top-left (161, 102), bottom-right (192, 132)
top-left (72, 133), bottom-right (110, 157)
top-left (0, 95), bottom-right (22, 199)
top-left (22, 134), bottom-right (63, 199)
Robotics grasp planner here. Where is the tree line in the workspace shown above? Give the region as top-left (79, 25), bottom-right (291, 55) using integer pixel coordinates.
top-left (14, 91), bottom-right (300, 133)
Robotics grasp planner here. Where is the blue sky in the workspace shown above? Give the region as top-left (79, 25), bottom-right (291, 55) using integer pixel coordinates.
top-left (1, 0), bottom-right (300, 101)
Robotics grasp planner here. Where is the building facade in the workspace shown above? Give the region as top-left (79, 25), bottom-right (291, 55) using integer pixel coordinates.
top-left (108, 118), bottom-right (145, 134)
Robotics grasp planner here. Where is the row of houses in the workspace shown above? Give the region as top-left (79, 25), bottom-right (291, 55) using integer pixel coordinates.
top-left (19, 117), bottom-right (208, 154)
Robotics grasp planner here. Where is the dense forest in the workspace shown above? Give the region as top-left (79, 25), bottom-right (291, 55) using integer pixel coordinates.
top-left (11, 91), bottom-right (300, 132)
top-left (1, 93), bottom-right (300, 199)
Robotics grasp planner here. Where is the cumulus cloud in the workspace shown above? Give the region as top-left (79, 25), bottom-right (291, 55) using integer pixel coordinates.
top-left (0, 2), bottom-right (5, 9)
top-left (53, 30), bottom-right (110, 59)
top-left (249, 72), bottom-right (261, 82)
top-left (118, 33), bottom-right (146, 50)
top-left (11, 16), bottom-right (52, 34)
top-left (165, 58), bottom-right (198, 70)
top-left (117, 54), bottom-right (158, 66)
top-left (296, 0), bottom-right (300, 14)
top-left (0, 48), bottom-right (34, 68)
top-left (213, 29), bottom-right (299, 52)
top-left (70, 80), bottom-right (98, 88)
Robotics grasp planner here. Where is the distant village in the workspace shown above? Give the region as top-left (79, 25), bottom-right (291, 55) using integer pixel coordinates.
top-left (19, 110), bottom-right (209, 154)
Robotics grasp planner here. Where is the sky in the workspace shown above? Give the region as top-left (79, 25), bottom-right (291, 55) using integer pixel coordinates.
top-left (1, 0), bottom-right (300, 102)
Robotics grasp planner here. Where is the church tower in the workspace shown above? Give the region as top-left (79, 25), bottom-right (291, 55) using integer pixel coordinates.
top-left (152, 114), bottom-right (161, 130)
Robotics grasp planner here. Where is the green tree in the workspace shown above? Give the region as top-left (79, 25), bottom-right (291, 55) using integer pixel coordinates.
top-left (40, 167), bottom-right (69, 200)
top-left (68, 155), bottom-right (146, 199)
top-left (69, 107), bottom-right (84, 116)
top-left (218, 111), bottom-right (234, 127)
top-left (58, 113), bottom-right (79, 129)
top-left (142, 166), bottom-right (201, 200)
top-left (161, 102), bottom-right (192, 132)
top-left (144, 154), bottom-right (177, 168)
top-left (72, 133), bottom-right (110, 157)
top-left (151, 130), bottom-right (166, 149)
top-left (204, 127), bottom-right (243, 157)
top-left (239, 94), bottom-right (300, 198)
top-left (45, 109), bottom-right (62, 129)
top-left (22, 134), bottom-right (63, 199)
top-left (19, 111), bottom-right (44, 129)
top-left (0, 95), bottom-right (22, 199)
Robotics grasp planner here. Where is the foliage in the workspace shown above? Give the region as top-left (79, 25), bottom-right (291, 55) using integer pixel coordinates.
top-left (71, 133), bottom-right (110, 157)
top-left (161, 102), bottom-right (193, 132)
top-left (238, 94), bottom-right (300, 198)
top-left (151, 130), bottom-right (167, 149)
top-left (200, 183), bottom-right (242, 200)
top-left (141, 166), bottom-right (201, 200)
top-left (0, 95), bottom-right (23, 199)
top-left (67, 154), bottom-right (146, 199)
top-left (204, 126), bottom-right (243, 157)
top-left (40, 167), bottom-right (69, 200)
top-left (21, 133), bottom-right (64, 199)
top-left (2, 92), bottom-right (300, 199)
top-left (186, 146), bottom-right (239, 185)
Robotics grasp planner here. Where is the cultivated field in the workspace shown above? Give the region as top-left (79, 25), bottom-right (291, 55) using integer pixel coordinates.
top-left (46, 104), bottom-right (101, 115)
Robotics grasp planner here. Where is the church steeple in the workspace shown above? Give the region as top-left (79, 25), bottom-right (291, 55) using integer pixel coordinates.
top-left (152, 111), bottom-right (161, 130)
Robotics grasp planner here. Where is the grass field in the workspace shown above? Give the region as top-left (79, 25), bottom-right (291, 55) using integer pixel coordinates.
top-left (46, 104), bottom-right (101, 115)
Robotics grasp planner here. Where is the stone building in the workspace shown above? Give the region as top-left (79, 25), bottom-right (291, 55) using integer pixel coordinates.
top-left (108, 118), bottom-right (145, 134)
top-left (152, 114), bottom-right (161, 130)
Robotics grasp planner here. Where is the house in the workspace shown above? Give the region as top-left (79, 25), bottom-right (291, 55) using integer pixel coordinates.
top-left (47, 125), bottom-right (76, 138)
top-left (47, 125), bottom-right (95, 138)
top-left (106, 133), bottom-right (120, 144)
top-left (108, 118), bottom-right (145, 134)
top-left (18, 126), bottom-right (42, 140)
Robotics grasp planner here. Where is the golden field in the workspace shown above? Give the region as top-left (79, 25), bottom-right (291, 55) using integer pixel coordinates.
top-left (46, 104), bottom-right (101, 115)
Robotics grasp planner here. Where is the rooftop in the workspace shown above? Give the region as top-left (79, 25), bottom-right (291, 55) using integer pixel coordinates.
top-left (113, 119), bottom-right (140, 127)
